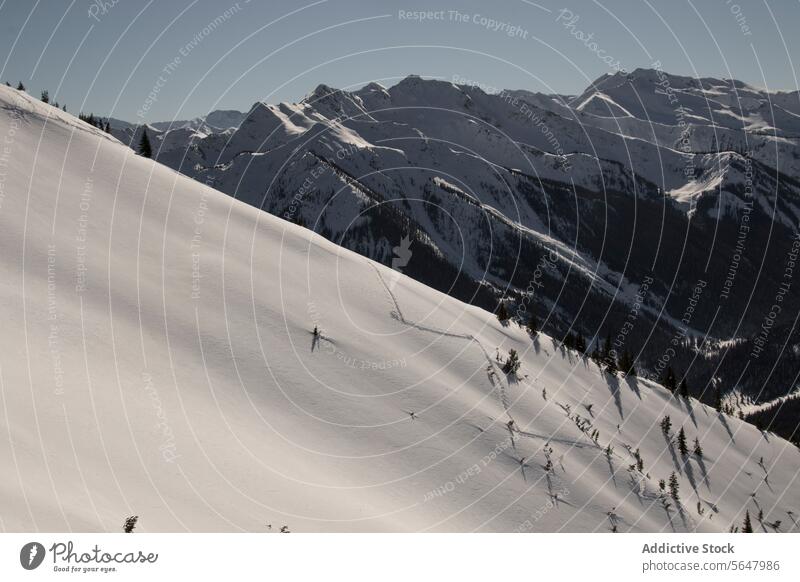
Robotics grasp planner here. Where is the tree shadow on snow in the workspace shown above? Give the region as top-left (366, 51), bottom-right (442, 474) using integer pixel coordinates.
top-left (677, 503), bottom-right (689, 530)
top-left (683, 458), bottom-right (698, 495)
top-left (606, 455), bottom-right (617, 488)
top-left (666, 439), bottom-right (682, 475)
top-left (604, 373), bottom-right (624, 421)
top-left (717, 412), bottom-right (735, 444)
top-left (624, 375), bottom-right (641, 400)
top-left (696, 454), bottom-right (711, 490)
top-left (661, 501), bottom-right (677, 532)
top-left (680, 397), bottom-right (698, 428)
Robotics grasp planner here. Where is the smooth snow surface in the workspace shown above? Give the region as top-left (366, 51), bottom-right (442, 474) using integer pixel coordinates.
top-left (1, 85), bottom-right (799, 532)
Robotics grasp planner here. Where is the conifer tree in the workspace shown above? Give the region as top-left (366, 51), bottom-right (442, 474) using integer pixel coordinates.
top-left (602, 333), bottom-right (612, 361)
top-left (502, 349), bottom-right (520, 375)
top-left (743, 510), bottom-right (753, 533)
top-left (714, 385), bottom-right (723, 411)
top-left (662, 367), bottom-right (677, 393)
top-left (590, 339), bottom-right (603, 366)
top-left (526, 315), bottom-right (537, 336)
top-left (693, 437), bottom-right (703, 459)
top-left (627, 352), bottom-right (637, 377)
top-left (575, 333), bottom-right (586, 354)
top-left (123, 515), bottom-right (138, 533)
top-left (634, 448), bottom-right (644, 472)
top-left (40, 89), bottom-right (49, 103)
top-left (618, 350), bottom-right (631, 375)
top-left (668, 472), bottom-right (680, 501)
top-left (605, 348), bottom-right (618, 376)
top-left (677, 427), bottom-right (688, 456)
top-left (496, 300), bottom-right (509, 323)
top-left (138, 128), bottom-right (152, 158)
top-left (16, 81), bottom-right (25, 91)
top-left (679, 378), bottom-right (689, 399)
top-left (660, 415), bottom-right (672, 436)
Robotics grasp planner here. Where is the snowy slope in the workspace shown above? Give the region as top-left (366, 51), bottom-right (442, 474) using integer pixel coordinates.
top-left (1, 85), bottom-right (799, 533)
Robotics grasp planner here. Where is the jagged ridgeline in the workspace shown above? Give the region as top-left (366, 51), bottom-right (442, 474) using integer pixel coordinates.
top-left (108, 71), bottom-right (800, 443)
top-left (3, 79), bottom-right (800, 533)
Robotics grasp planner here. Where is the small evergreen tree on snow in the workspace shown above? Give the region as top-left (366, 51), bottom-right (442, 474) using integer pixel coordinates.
top-left (40, 89), bottom-right (49, 103)
top-left (496, 301), bottom-right (510, 323)
top-left (660, 415), bottom-right (672, 436)
top-left (502, 349), bottom-right (520, 375)
top-left (742, 510), bottom-right (753, 533)
top-left (138, 128), bottom-right (152, 158)
top-left (693, 438), bottom-right (703, 459)
top-left (714, 385), bottom-right (723, 411)
top-left (618, 350), bottom-right (635, 376)
top-left (123, 515), bottom-right (138, 533)
top-left (575, 333), bottom-right (587, 354)
top-left (590, 340), bottom-right (603, 366)
top-left (679, 378), bottom-right (689, 399)
top-left (602, 333), bottom-right (612, 361)
top-left (526, 315), bottom-right (538, 336)
top-left (668, 472), bottom-right (680, 501)
top-left (658, 478), bottom-right (666, 493)
top-left (16, 81), bottom-right (25, 91)
top-left (662, 367), bottom-right (677, 393)
top-left (605, 349), bottom-right (618, 376)
top-left (633, 448), bottom-right (644, 472)
top-left (677, 427), bottom-right (688, 456)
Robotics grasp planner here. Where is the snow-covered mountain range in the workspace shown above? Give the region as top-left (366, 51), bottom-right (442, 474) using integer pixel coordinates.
top-left (111, 69), bottom-right (800, 420)
top-left (3, 83), bottom-right (799, 533)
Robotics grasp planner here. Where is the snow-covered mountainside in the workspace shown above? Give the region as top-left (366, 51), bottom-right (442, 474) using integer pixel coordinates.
top-left (114, 70), bottom-right (800, 422)
top-left (2, 84), bottom-right (799, 534)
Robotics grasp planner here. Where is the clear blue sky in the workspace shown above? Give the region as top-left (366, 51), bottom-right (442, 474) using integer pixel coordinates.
top-left (1, 0), bottom-right (798, 122)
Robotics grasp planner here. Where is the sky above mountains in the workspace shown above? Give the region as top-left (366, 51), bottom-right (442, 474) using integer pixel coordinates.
top-left (1, 0), bottom-right (798, 122)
